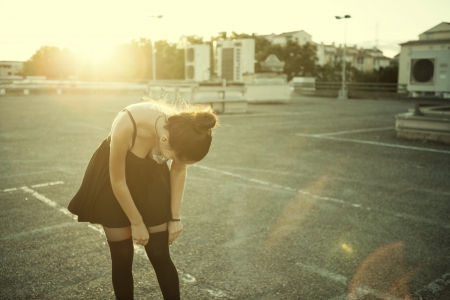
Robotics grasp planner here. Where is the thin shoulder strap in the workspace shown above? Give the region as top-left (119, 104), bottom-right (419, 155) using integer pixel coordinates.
top-left (122, 109), bottom-right (137, 149)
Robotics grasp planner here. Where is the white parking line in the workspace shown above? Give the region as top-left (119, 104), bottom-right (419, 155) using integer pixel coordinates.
top-left (330, 287), bottom-right (402, 300)
top-left (219, 112), bottom-right (305, 118)
top-left (31, 181), bottom-right (64, 188)
top-left (296, 263), bottom-right (347, 284)
top-left (193, 165), bottom-right (450, 229)
top-left (21, 186), bottom-right (76, 219)
top-left (18, 185), bottom-right (228, 298)
top-left (296, 262), bottom-right (402, 300)
top-left (2, 181), bottom-right (64, 192)
top-left (295, 133), bottom-right (450, 154)
top-left (413, 271), bottom-right (450, 299)
top-left (313, 126), bottom-right (394, 137)
top-left (0, 222), bottom-right (76, 240)
top-left (68, 121), bottom-right (108, 131)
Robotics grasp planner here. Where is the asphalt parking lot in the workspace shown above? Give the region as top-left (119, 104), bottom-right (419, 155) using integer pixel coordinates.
top-left (1, 93), bottom-right (450, 300)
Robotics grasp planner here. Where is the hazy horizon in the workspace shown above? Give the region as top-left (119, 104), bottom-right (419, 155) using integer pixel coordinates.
top-left (1, 0), bottom-right (449, 62)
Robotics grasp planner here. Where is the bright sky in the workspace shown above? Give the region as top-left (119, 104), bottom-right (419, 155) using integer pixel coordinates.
top-left (1, 0), bottom-right (449, 62)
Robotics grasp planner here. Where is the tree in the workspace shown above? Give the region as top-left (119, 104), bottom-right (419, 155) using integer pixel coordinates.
top-left (154, 40), bottom-right (184, 80)
top-left (107, 38), bottom-right (151, 80)
top-left (352, 65), bottom-right (398, 83)
top-left (23, 46), bottom-right (76, 79)
top-left (280, 41), bottom-right (317, 80)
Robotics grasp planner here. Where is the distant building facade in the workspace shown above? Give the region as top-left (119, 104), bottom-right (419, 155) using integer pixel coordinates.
top-left (398, 22), bottom-right (450, 86)
top-left (259, 30), bottom-right (312, 46)
top-left (0, 61), bottom-right (23, 78)
top-left (258, 30), bottom-right (392, 73)
top-left (316, 43), bottom-right (391, 72)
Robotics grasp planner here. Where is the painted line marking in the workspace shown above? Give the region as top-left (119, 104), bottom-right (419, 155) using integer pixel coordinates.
top-left (296, 263), bottom-right (402, 300)
top-left (219, 112), bottom-right (305, 118)
top-left (295, 133), bottom-right (450, 155)
top-left (413, 271), bottom-right (450, 299)
top-left (193, 165), bottom-right (450, 229)
top-left (296, 263), bottom-right (347, 285)
top-left (68, 121), bottom-right (108, 131)
top-left (20, 186), bottom-right (227, 298)
top-left (0, 222), bottom-right (76, 240)
top-left (213, 165), bottom-right (450, 198)
top-left (102, 109), bottom-right (121, 113)
top-left (2, 181), bottom-right (64, 192)
top-left (202, 288), bottom-right (232, 298)
top-left (313, 126), bottom-right (394, 137)
top-left (329, 294), bottom-right (348, 300)
top-left (21, 186), bottom-right (76, 220)
top-left (0, 170), bottom-right (59, 179)
top-left (31, 181), bottom-right (64, 188)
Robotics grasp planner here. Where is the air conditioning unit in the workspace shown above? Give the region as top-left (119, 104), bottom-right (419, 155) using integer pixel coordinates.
top-left (213, 39), bottom-right (255, 82)
top-left (408, 50), bottom-right (450, 97)
top-left (185, 45), bottom-right (210, 82)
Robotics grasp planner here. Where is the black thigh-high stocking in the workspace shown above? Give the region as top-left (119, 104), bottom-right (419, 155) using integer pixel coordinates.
top-left (107, 237), bottom-right (134, 300)
top-left (144, 231), bottom-right (180, 300)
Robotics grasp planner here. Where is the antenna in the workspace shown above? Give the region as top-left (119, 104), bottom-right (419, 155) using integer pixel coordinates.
top-left (375, 22), bottom-right (379, 49)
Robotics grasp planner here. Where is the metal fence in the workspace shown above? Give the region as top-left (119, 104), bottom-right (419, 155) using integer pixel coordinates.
top-left (294, 81), bottom-right (408, 99)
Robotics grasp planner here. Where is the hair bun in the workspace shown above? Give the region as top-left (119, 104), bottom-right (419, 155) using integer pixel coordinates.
top-left (194, 112), bottom-right (217, 134)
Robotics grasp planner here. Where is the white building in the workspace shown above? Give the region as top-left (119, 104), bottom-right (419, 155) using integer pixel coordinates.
top-left (398, 22), bottom-right (450, 89)
top-left (316, 43), bottom-right (391, 72)
top-left (213, 39), bottom-right (255, 82)
top-left (259, 30), bottom-right (390, 72)
top-left (0, 61), bottom-right (23, 78)
top-left (185, 44), bottom-right (210, 82)
top-left (259, 30), bottom-right (312, 46)
top-left (316, 43), bottom-right (338, 66)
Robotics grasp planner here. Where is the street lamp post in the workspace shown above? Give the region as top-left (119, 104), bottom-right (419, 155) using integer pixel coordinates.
top-left (148, 15), bottom-right (163, 82)
top-left (335, 15), bottom-right (351, 100)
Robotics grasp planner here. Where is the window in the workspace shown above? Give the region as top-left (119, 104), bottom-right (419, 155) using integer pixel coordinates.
top-left (427, 33), bottom-right (434, 39)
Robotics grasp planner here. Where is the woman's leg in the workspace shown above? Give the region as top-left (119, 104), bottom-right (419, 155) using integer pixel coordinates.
top-left (103, 226), bottom-right (134, 300)
top-left (145, 223), bottom-right (180, 300)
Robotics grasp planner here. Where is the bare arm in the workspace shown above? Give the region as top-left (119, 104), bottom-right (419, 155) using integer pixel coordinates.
top-left (168, 160), bottom-right (187, 245)
top-left (170, 161), bottom-right (187, 218)
top-left (109, 118), bottom-right (149, 245)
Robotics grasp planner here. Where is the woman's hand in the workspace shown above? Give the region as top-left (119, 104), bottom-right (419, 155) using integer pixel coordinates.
top-left (131, 221), bottom-right (149, 246)
top-left (168, 220), bottom-right (183, 246)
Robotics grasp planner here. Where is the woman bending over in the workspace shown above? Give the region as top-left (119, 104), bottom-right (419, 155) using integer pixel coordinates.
top-left (68, 99), bottom-right (218, 299)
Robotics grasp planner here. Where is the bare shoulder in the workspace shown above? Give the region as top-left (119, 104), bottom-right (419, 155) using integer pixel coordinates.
top-left (110, 110), bottom-right (134, 148)
top-left (124, 102), bottom-right (171, 128)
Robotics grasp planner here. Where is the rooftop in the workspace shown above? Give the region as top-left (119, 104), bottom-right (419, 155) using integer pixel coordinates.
top-left (400, 38), bottom-right (450, 46)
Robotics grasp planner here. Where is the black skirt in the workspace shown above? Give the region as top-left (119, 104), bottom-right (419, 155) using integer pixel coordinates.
top-left (68, 138), bottom-right (172, 228)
